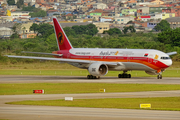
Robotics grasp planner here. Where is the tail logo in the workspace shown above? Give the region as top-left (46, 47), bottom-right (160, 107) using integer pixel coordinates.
top-left (58, 32), bottom-right (64, 45)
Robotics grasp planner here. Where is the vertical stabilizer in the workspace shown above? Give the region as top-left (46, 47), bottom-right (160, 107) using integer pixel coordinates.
top-left (53, 17), bottom-right (73, 50)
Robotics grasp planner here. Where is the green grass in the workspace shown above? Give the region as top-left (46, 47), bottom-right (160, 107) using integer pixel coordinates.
top-left (0, 61), bottom-right (180, 77)
top-left (7, 97), bottom-right (180, 111)
top-left (1, 83), bottom-right (180, 95)
top-left (0, 69), bottom-right (180, 77)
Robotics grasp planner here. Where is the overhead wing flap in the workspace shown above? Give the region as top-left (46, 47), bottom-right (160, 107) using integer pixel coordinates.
top-left (166, 51), bottom-right (177, 56)
top-left (21, 51), bottom-right (63, 56)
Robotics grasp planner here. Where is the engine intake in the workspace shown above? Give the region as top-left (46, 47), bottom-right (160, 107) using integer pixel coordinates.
top-left (88, 62), bottom-right (108, 76)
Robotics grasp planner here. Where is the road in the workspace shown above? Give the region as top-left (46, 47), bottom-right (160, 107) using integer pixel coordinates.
top-left (0, 76), bottom-right (180, 120)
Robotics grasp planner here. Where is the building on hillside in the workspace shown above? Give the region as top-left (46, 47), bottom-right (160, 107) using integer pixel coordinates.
top-left (47, 10), bottom-right (60, 16)
top-left (150, 0), bottom-right (164, 5)
top-left (92, 3), bottom-right (108, 10)
top-left (11, 11), bottom-right (31, 19)
top-left (162, 8), bottom-right (180, 17)
top-left (47, 0), bottom-right (55, 2)
top-left (166, 17), bottom-right (180, 29)
top-left (39, 4), bottom-right (53, 11)
top-left (0, 27), bottom-right (13, 38)
top-left (19, 22), bottom-right (37, 39)
top-left (149, 6), bottom-right (168, 13)
top-left (114, 16), bottom-right (134, 24)
top-left (139, 16), bottom-right (151, 21)
top-left (6, 5), bottom-right (17, 11)
top-left (150, 13), bottom-right (162, 20)
top-left (121, 8), bottom-right (137, 16)
top-left (36, 0), bottom-right (46, 4)
top-left (100, 17), bottom-right (113, 22)
top-left (136, 7), bottom-right (149, 16)
top-left (93, 22), bottom-right (110, 33)
top-left (147, 21), bottom-right (160, 30)
top-left (65, 13), bottom-right (73, 19)
top-left (24, 0), bottom-right (36, 5)
top-left (133, 21), bottom-right (148, 28)
top-left (162, 13), bottom-right (175, 19)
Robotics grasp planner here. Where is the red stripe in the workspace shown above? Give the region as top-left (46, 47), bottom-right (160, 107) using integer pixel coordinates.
top-left (54, 51), bottom-right (169, 71)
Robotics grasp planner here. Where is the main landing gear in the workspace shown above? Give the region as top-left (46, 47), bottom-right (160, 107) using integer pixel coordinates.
top-left (87, 75), bottom-right (100, 79)
top-left (157, 74), bottom-right (162, 79)
top-left (118, 71), bottom-right (131, 78)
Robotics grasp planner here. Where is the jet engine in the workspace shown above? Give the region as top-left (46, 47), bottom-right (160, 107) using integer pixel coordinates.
top-left (88, 62), bottom-right (108, 76)
top-left (145, 71), bottom-right (158, 75)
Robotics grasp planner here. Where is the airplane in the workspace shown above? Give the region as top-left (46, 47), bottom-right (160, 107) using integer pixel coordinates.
top-left (6, 17), bottom-right (177, 79)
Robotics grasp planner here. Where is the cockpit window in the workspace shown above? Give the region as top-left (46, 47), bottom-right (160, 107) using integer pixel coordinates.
top-left (160, 57), bottom-right (171, 60)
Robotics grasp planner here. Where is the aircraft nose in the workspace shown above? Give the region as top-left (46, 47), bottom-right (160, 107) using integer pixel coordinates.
top-left (167, 59), bottom-right (172, 66)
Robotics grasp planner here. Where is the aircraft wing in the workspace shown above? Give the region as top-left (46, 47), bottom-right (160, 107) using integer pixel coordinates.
top-left (5, 55), bottom-right (121, 66)
top-left (21, 51), bottom-right (63, 56)
top-left (166, 51), bottom-right (177, 56)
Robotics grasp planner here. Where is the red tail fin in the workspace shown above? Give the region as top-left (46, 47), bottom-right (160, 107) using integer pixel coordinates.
top-left (53, 17), bottom-right (73, 50)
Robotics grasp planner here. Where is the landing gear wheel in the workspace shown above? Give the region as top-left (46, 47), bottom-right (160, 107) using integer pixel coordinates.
top-left (87, 75), bottom-right (90, 79)
top-left (157, 74), bottom-right (162, 79)
top-left (128, 74), bottom-right (131, 78)
top-left (118, 73), bottom-right (131, 78)
top-left (118, 74), bottom-right (122, 78)
top-left (87, 75), bottom-right (99, 79)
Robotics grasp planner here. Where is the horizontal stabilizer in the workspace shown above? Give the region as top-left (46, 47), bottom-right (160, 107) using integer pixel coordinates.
top-left (21, 51), bottom-right (63, 56)
top-left (166, 51), bottom-right (177, 56)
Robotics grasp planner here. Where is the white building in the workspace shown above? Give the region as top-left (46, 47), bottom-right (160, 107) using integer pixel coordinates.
top-left (0, 27), bottom-right (13, 38)
top-left (92, 3), bottom-right (108, 10)
top-left (115, 16), bottom-right (134, 24)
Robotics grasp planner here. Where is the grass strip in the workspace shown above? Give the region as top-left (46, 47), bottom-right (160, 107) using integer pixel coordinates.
top-left (7, 97), bottom-right (180, 111)
top-left (0, 69), bottom-right (180, 77)
top-left (1, 83), bottom-right (180, 95)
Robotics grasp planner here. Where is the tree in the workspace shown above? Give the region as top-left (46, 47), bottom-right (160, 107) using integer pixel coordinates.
top-left (128, 26), bottom-right (136, 33)
top-left (10, 33), bottom-right (19, 39)
top-left (22, 6), bottom-right (37, 11)
top-left (63, 27), bottom-right (76, 37)
top-left (45, 33), bottom-right (58, 51)
top-left (16, 0), bottom-right (24, 8)
top-left (157, 28), bottom-right (180, 46)
top-left (127, 20), bottom-right (133, 24)
top-left (22, 27), bottom-right (26, 38)
top-left (37, 23), bottom-right (53, 36)
top-left (11, 23), bottom-right (21, 38)
top-left (7, 0), bottom-right (15, 5)
top-left (154, 20), bottom-right (171, 32)
top-left (122, 26), bottom-right (136, 34)
top-left (86, 24), bottom-right (98, 36)
top-left (29, 10), bottom-right (46, 17)
top-left (104, 28), bottom-right (122, 35)
top-left (30, 23), bottom-right (39, 33)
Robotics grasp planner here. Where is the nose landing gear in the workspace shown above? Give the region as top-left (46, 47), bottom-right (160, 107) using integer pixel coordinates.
top-left (157, 74), bottom-right (162, 79)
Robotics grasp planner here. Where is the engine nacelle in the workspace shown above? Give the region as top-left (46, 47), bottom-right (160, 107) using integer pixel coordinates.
top-left (88, 62), bottom-right (108, 76)
top-left (145, 71), bottom-right (158, 75)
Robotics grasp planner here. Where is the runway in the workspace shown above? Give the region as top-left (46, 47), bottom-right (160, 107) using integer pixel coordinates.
top-left (0, 76), bottom-right (180, 120)
top-left (0, 75), bottom-right (180, 84)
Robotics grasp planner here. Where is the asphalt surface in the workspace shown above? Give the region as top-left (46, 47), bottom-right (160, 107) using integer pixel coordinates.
top-left (0, 76), bottom-right (180, 120)
top-left (0, 75), bottom-right (180, 84)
